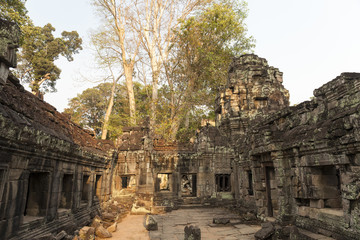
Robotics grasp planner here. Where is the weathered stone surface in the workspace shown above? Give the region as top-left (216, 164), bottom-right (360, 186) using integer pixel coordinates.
top-left (55, 230), bottom-right (68, 240)
top-left (33, 233), bottom-right (56, 240)
top-left (95, 225), bottom-right (112, 238)
top-left (91, 215), bottom-right (102, 229)
top-left (184, 225), bottom-right (201, 240)
top-left (106, 222), bottom-right (117, 233)
top-left (145, 215), bottom-right (158, 231)
top-left (101, 212), bottom-right (117, 222)
top-left (254, 222), bottom-right (275, 240)
top-left (213, 218), bottom-right (230, 224)
top-left (79, 226), bottom-right (95, 240)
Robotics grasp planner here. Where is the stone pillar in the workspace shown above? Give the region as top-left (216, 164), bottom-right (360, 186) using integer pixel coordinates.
top-left (0, 19), bottom-right (20, 86)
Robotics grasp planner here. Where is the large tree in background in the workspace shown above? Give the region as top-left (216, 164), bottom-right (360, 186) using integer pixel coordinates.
top-left (92, 0), bottom-right (142, 126)
top-left (164, 0), bottom-right (255, 141)
top-left (64, 82), bottom-right (151, 140)
top-left (134, 0), bottom-right (206, 131)
top-left (16, 24), bottom-right (82, 96)
top-left (92, 0), bottom-right (207, 131)
top-left (0, 0), bottom-right (28, 26)
top-left (1, 1), bottom-right (83, 97)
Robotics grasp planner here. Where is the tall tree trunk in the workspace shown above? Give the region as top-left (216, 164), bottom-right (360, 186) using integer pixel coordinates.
top-left (169, 80), bottom-right (179, 140)
top-left (101, 79), bottom-right (116, 140)
top-left (150, 58), bottom-right (160, 130)
top-left (124, 64), bottom-right (136, 125)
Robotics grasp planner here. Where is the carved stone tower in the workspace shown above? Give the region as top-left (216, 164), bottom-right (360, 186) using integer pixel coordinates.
top-left (215, 54), bottom-right (290, 140)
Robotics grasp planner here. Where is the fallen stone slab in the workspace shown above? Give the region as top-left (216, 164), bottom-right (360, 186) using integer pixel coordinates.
top-left (102, 212), bottom-right (117, 222)
top-left (213, 218), bottom-right (230, 224)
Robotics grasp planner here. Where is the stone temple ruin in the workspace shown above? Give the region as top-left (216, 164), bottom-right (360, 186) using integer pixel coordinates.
top-left (1, 18), bottom-right (360, 240)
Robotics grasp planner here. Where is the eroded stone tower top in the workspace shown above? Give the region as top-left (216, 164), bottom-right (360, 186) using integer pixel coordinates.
top-left (216, 54), bottom-right (290, 137)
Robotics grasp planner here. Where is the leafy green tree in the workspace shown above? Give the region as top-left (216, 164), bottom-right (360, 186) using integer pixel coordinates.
top-left (64, 82), bottom-right (151, 140)
top-left (15, 23), bottom-right (82, 96)
top-left (0, 0), bottom-right (28, 26)
top-left (164, 0), bottom-right (254, 141)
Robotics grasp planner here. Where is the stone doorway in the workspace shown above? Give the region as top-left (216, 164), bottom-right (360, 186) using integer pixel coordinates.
top-left (265, 166), bottom-right (278, 217)
top-left (181, 174), bottom-right (197, 197)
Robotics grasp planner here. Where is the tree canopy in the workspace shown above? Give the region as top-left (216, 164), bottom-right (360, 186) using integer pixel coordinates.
top-left (158, 0), bottom-right (254, 141)
top-left (0, 0), bottom-right (28, 26)
top-left (0, 1), bottom-right (83, 97)
top-left (15, 24), bottom-right (82, 96)
top-left (64, 82), bottom-right (151, 140)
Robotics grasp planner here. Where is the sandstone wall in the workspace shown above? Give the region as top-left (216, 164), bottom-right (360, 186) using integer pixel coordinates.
top-left (0, 19), bottom-right (115, 240)
top-left (234, 72), bottom-right (360, 239)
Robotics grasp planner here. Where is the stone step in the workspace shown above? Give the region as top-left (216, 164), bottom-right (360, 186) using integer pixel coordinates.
top-left (179, 204), bottom-right (206, 209)
top-left (298, 228), bottom-right (336, 240)
top-left (181, 197), bottom-right (201, 205)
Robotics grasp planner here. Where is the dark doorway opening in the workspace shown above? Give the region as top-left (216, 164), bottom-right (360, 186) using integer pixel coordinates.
top-left (215, 174), bottom-right (231, 192)
top-left (94, 175), bottom-right (102, 198)
top-left (247, 170), bottom-right (254, 196)
top-left (81, 175), bottom-right (91, 202)
top-left (24, 172), bottom-right (49, 217)
top-left (265, 167), bottom-right (276, 217)
top-left (59, 174), bottom-right (73, 209)
top-left (121, 176), bottom-right (129, 189)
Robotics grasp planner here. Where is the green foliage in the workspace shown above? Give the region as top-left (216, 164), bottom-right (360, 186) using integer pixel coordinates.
top-left (162, 0), bottom-right (254, 142)
top-left (174, 0), bottom-right (254, 94)
top-left (16, 24), bottom-right (82, 94)
top-left (0, 0), bottom-right (28, 26)
top-left (64, 82), bottom-right (151, 140)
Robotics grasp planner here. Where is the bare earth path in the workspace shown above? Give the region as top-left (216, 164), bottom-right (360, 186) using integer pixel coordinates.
top-left (109, 208), bottom-right (261, 240)
top-left (110, 214), bottom-right (150, 240)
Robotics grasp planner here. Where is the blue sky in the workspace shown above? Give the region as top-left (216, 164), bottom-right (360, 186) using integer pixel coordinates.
top-left (26, 0), bottom-right (360, 112)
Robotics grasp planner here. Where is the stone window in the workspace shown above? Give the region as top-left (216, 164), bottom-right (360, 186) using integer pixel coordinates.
top-left (215, 174), bottom-right (230, 192)
top-left (24, 172), bottom-right (49, 217)
top-left (59, 174), bottom-right (73, 209)
top-left (94, 175), bottom-right (102, 198)
top-left (247, 170), bottom-right (254, 196)
top-left (309, 166), bottom-right (342, 209)
top-left (157, 173), bottom-right (171, 191)
top-left (254, 97), bottom-right (268, 109)
top-left (81, 175), bottom-right (91, 202)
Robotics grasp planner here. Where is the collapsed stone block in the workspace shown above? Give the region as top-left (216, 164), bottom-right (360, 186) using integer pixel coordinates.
top-left (254, 222), bottom-right (275, 240)
top-left (145, 215), bottom-right (158, 231)
top-left (106, 222), bottom-right (117, 233)
top-left (79, 226), bottom-right (95, 240)
top-left (95, 225), bottom-right (112, 238)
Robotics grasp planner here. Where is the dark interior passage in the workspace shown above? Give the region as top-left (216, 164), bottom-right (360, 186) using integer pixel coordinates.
top-left (24, 172), bottom-right (49, 216)
top-left (59, 174), bottom-right (73, 209)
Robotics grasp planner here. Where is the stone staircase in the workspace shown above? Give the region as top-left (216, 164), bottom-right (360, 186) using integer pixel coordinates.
top-left (179, 197), bottom-right (204, 209)
top-left (297, 228), bottom-right (336, 240)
